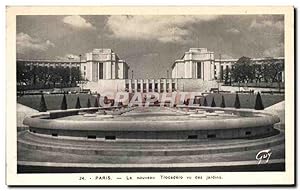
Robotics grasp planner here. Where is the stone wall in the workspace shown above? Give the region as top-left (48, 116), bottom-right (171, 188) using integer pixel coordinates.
top-left (177, 79), bottom-right (218, 92)
top-left (85, 80), bottom-right (127, 95)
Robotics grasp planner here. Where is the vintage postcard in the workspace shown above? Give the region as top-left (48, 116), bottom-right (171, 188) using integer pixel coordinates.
top-left (6, 6), bottom-right (295, 186)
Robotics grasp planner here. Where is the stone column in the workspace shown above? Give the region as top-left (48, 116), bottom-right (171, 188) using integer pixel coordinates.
top-left (134, 79), bottom-right (138, 92)
top-left (152, 79), bottom-right (155, 92)
top-left (158, 79), bottom-right (161, 93)
top-left (128, 79), bottom-right (132, 93)
top-left (140, 79), bottom-right (143, 93)
top-left (163, 79), bottom-right (167, 92)
top-left (146, 79), bottom-right (149, 93)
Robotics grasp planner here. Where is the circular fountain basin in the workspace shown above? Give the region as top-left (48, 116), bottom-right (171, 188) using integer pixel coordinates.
top-left (23, 106), bottom-right (280, 141)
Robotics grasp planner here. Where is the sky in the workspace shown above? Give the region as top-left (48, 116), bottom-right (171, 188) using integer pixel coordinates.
top-left (16, 15), bottom-right (284, 78)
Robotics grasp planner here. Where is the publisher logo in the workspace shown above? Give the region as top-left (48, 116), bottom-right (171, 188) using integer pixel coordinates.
top-left (256, 149), bottom-right (272, 165)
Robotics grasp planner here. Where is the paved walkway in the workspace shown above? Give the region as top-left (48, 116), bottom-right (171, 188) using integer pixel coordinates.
top-left (17, 103), bottom-right (39, 130)
top-left (17, 129), bottom-right (285, 166)
top-left (265, 101), bottom-right (285, 125)
top-left (17, 143), bottom-right (285, 170)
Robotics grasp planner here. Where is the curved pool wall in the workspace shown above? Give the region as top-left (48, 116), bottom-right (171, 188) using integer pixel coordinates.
top-left (23, 106), bottom-right (280, 141)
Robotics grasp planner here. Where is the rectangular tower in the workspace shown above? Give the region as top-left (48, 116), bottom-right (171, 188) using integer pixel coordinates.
top-left (85, 49), bottom-right (129, 82)
top-left (171, 48), bottom-right (215, 80)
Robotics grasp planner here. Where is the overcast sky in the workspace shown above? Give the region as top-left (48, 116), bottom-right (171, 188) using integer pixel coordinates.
top-left (16, 15), bottom-right (284, 78)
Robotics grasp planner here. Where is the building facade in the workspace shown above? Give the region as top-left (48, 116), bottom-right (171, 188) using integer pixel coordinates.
top-left (17, 58), bottom-right (83, 70)
top-left (85, 49), bottom-right (129, 81)
top-left (17, 48), bottom-right (129, 82)
top-left (17, 47), bottom-right (284, 95)
top-left (171, 48), bottom-right (284, 83)
top-left (171, 48), bottom-right (215, 80)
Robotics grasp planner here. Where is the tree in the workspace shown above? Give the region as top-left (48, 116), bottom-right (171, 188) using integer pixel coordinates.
top-left (71, 67), bottom-right (82, 84)
top-left (75, 97), bottom-right (81, 109)
top-left (254, 64), bottom-right (264, 83)
top-left (268, 61), bottom-right (284, 83)
top-left (87, 98), bottom-right (91, 108)
top-left (234, 93), bottom-right (241, 109)
top-left (31, 66), bottom-right (37, 85)
top-left (254, 92), bottom-right (264, 110)
top-left (48, 67), bottom-right (61, 88)
top-left (247, 64), bottom-right (256, 83)
top-left (220, 95), bottom-right (226, 108)
top-left (231, 56), bottom-right (255, 84)
top-left (17, 62), bottom-right (25, 84)
top-left (211, 97), bottom-right (216, 107)
top-left (223, 67), bottom-right (230, 85)
top-left (60, 93), bottom-right (68, 110)
top-left (64, 67), bottom-right (71, 86)
top-left (261, 59), bottom-right (284, 84)
top-left (58, 67), bottom-right (70, 87)
top-left (16, 61), bottom-right (82, 90)
top-left (262, 63), bottom-right (271, 83)
top-left (39, 93), bottom-right (47, 112)
top-left (268, 60), bottom-right (284, 91)
top-left (17, 62), bottom-right (31, 85)
top-left (36, 66), bottom-right (50, 87)
top-left (203, 97), bottom-right (208, 106)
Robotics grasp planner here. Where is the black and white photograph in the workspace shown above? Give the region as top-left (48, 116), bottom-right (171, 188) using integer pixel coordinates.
top-left (6, 6), bottom-right (295, 186)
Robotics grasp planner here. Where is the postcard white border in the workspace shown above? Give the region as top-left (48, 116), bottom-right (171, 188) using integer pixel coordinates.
top-left (6, 6), bottom-right (295, 186)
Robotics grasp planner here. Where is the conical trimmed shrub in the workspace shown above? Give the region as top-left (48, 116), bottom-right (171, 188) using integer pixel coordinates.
top-left (203, 97), bottom-right (208, 106)
top-left (234, 93), bottom-right (241, 109)
top-left (220, 95), bottom-right (226, 108)
top-left (186, 98), bottom-right (190, 105)
top-left (94, 97), bottom-right (99, 107)
top-left (211, 97), bottom-right (216, 107)
top-left (254, 92), bottom-right (264, 110)
top-left (60, 93), bottom-right (67, 110)
top-left (75, 97), bottom-right (81, 109)
top-left (111, 100), bottom-right (115, 106)
top-left (87, 98), bottom-right (91, 108)
top-left (97, 94), bottom-right (101, 107)
top-left (39, 94), bottom-right (47, 112)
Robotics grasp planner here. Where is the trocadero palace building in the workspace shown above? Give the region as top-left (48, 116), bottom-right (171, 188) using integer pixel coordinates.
top-left (17, 48), bottom-right (284, 96)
